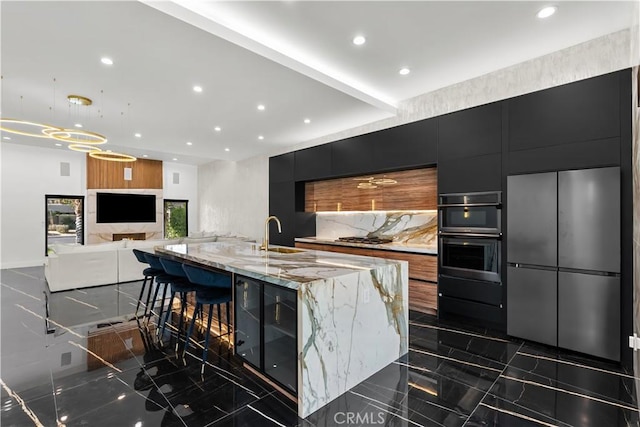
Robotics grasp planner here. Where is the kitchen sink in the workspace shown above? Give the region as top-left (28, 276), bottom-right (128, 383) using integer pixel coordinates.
top-left (267, 247), bottom-right (304, 254)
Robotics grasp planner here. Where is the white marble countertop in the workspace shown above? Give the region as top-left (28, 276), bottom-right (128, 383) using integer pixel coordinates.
top-left (155, 241), bottom-right (406, 290)
top-left (295, 237), bottom-right (438, 255)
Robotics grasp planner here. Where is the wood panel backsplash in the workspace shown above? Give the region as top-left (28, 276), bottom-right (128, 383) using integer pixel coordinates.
top-left (305, 167), bottom-right (437, 211)
top-left (87, 155), bottom-right (163, 189)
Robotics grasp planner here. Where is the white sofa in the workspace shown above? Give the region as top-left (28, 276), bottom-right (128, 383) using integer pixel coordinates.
top-left (45, 234), bottom-right (254, 292)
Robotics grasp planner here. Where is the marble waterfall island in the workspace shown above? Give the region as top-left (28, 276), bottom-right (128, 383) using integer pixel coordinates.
top-left (156, 241), bottom-right (408, 418)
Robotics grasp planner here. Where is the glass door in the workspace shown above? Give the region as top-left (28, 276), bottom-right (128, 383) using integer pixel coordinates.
top-left (234, 276), bottom-right (262, 368)
top-left (163, 199), bottom-right (188, 238)
top-left (45, 195), bottom-right (84, 255)
top-left (263, 283), bottom-right (297, 393)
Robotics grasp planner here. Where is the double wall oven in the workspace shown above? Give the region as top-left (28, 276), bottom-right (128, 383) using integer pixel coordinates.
top-left (438, 191), bottom-right (502, 283)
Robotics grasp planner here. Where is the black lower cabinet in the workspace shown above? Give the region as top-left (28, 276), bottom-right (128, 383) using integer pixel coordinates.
top-left (234, 275), bottom-right (298, 395)
top-left (438, 275), bottom-right (505, 331)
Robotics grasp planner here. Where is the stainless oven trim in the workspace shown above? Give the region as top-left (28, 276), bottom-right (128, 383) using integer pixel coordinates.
top-left (438, 208), bottom-right (502, 234)
top-left (439, 237), bottom-right (502, 283)
top-left (438, 191), bottom-right (502, 205)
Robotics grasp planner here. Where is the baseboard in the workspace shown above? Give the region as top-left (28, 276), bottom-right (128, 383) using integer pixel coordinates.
top-left (0, 259), bottom-right (45, 270)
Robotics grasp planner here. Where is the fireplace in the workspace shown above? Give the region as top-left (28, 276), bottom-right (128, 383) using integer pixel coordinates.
top-left (113, 233), bottom-right (146, 241)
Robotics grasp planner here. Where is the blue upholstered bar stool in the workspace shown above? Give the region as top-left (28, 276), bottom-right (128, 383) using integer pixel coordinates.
top-left (158, 257), bottom-right (203, 351)
top-left (132, 249), bottom-right (162, 320)
top-left (143, 253), bottom-right (181, 335)
top-left (182, 264), bottom-right (232, 375)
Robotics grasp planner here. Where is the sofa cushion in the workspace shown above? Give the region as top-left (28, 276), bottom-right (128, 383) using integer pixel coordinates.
top-left (50, 240), bottom-right (126, 254)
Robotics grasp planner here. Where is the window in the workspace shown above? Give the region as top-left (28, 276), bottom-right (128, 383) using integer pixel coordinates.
top-left (46, 195), bottom-right (84, 254)
top-left (164, 199), bottom-right (188, 238)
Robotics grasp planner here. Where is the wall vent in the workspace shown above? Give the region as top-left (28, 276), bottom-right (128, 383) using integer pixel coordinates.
top-left (173, 172), bottom-right (180, 184)
top-left (60, 162), bottom-right (70, 177)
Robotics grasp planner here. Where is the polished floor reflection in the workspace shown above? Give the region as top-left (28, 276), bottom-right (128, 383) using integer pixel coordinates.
top-left (1, 266), bottom-right (638, 426)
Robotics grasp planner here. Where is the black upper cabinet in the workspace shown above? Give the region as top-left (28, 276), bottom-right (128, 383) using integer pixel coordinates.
top-left (269, 153), bottom-right (294, 183)
top-left (294, 145), bottom-right (332, 181)
top-left (331, 135), bottom-right (374, 177)
top-left (269, 181), bottom-right (295, 246)
top-left (439, 102), bottom-right (502, 161)
top-left (509, 71), bottom-right (620, 151)
top-left (373, 118), bottom-right (437, 170)
top-left (438, 153), bottom-right (502, 194)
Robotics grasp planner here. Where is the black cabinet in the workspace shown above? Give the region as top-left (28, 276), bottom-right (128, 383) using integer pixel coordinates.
top-left (269, 181), bottom-right (295, 246)
top-left (234, 276), bottom-right (298, 394)
top-left (294, 144), bottom-right (332, 181)
top-left (508, 71), bottom-right (620, 151)
top-left (438, 153), bottom-right (502, 193)
top-left (269, 153), bottom-right (294, 183)
top-left (331, 135), bottom-right (374, 177)
top-left (372, 118), bottom-right (437, 170)
top-left (439, 102), bottom-right (502, 161)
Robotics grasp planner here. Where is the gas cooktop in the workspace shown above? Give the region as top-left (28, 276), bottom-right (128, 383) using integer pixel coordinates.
top-left (336, 236), bottom-right (394, 244)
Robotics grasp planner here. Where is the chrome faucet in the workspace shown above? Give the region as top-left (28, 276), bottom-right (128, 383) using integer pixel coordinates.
top-left (262, 215), bottom-right (281, 251)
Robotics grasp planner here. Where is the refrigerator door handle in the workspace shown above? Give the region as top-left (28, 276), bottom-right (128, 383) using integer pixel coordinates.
top-left (507, 262), bottom-right (558, 272)
top-left (557, 267), bottom-right (620, 278)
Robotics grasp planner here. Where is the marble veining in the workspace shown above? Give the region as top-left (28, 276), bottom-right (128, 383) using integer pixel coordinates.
top-left (315, 211), bottom-right (437, 246)
top-left (156, 241), bottom-right (409, 418)
top-left (296, 237), bottom-right (437, 255)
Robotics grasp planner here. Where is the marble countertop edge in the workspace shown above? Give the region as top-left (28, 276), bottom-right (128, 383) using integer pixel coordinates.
top-left (295, 237), bottom-right (438, 255)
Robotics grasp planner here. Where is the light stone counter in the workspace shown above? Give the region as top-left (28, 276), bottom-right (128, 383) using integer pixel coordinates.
top-left (155, 241), bottom-right (408, 418)
top-left (295, 237), bottom-right (438, 255)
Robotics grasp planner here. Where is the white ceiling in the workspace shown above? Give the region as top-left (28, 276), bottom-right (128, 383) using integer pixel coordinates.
top-left (1, 1), bottom-right (635, 165)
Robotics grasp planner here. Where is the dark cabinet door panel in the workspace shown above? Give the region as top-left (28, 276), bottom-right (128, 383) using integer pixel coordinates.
top-left (507, 137), bottom-right (620, 175)
top-left (269, 153), bottom-right (295, 183)
top-left (438, 275), bottom-right (502, 306)
top-left (438, 153), bottom-right (502, 193)
top-left (269, 181), bottom-right (295, 246)
top-left (373, 118), bottom-right (437, 170)
top-left (438, 296), bottom-right (503, 328)
top-left (508, 71), bottom-right (620, 151)
top-left (294, 144), bottom-right (332, 181)
top-left (439, 102), bottom-right (502, 161)
top-left (331, 135), bottom-right (375, 177)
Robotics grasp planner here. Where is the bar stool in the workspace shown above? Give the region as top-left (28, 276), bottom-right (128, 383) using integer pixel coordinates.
top-left (132, 249), bottom-right (162, 320)
top-left (143, 253), bottom-right (182, 334)
top-left (181, 264), bottom-right (232, 375)
top-left (158, 257), bottom-right (203, 351)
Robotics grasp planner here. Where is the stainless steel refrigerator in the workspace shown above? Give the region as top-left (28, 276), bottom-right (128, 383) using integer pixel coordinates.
top-left (507, 167), bottom-right (620, 361)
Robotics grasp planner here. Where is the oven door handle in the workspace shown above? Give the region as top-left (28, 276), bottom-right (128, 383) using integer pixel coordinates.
top-left (437, 202), bottom-right (502, 208)
top-left (439, 231), bottom-right (502, 239)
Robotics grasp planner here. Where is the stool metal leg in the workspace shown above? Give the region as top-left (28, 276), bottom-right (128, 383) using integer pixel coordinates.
top-left (201, 304), bottom-right (214, 376)
top-left (145, 281), bottom-right (163, 328)
top-left (158, 290), bottom-right (176, 346)
top-left (182, 302), bottom-right (201, 363)
top-left (174, 292), bottom-right (188, 353)
top-left (135, 275), bottom-right (148, 318)
top-left (217, 304), bottom-right (222, 336)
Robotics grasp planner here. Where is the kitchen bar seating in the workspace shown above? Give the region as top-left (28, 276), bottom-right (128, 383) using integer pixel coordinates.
top-left (157, 257), bottom-right (203, 351)
top-left (132, 249), bottom-right (162, 320)
top-left (182, 264), bottom-right (232, 375)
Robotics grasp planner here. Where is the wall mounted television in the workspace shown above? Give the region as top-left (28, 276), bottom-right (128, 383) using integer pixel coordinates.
top-left (96, 193), bottom-right (156, 223)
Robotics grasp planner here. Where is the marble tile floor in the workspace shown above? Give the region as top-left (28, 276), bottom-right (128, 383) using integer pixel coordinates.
top-left (1, 266), bottom-right (638, 427)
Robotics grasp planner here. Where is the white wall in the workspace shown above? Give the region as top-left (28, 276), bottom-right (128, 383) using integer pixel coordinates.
top-left (0, 144), bottom-right (86, 268)
top-left (163, 162), bottom-right (199, 235)
top-left (198, 155), bottom-right (268, 242)
top-left (197, 30), bottom-right (636, 248)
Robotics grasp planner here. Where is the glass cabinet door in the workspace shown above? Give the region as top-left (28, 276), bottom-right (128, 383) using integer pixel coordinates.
top-left (234, 277), bottom-right (261, 368)
top-left (263, 284), bottom-right (297, 393)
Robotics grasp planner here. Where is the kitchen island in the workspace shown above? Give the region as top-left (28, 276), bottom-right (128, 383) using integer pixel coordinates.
top-left (155, 241), bottom-right (408, 418)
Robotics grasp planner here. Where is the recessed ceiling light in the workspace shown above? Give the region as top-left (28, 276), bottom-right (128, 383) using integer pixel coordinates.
top-left (74, 123), bottom-right (83, 128)
top-left (257, 104), bottom-right (265, 111)
top-left (142, 154), bottom-right (148, 158)
top-left (352, 35), bottom-right (366, 46)
top-left (304, 118), bottom-right (311, 124)
top-left (214, 126), bottom-right (221, 132)
top-left (537, 6), bottom-right (557, 19)
top-left (399, 68), bottom-right (411, 75)
top-left (258, 135), bottom-right (264, 140)
top-left (224, 148), bottom-right (230, 152)
top-left (3, 136), bottom-right (10, 140)
top-left (193, 85), bottom-right (203, 93)
top-left (172, 158), bottom-right (178, 161)
top-left (55, 143), bottom-right (62, 147)
top-left (186, 141), bottom-right (193, 146)
top-left (101, 57), bottom-right (113, 65)
top-left (134, 133), bottom-right (141, 138)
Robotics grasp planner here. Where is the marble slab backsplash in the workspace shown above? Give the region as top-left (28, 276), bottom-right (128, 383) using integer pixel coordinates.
top-left (315, 211), bottom-right (438, 246)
